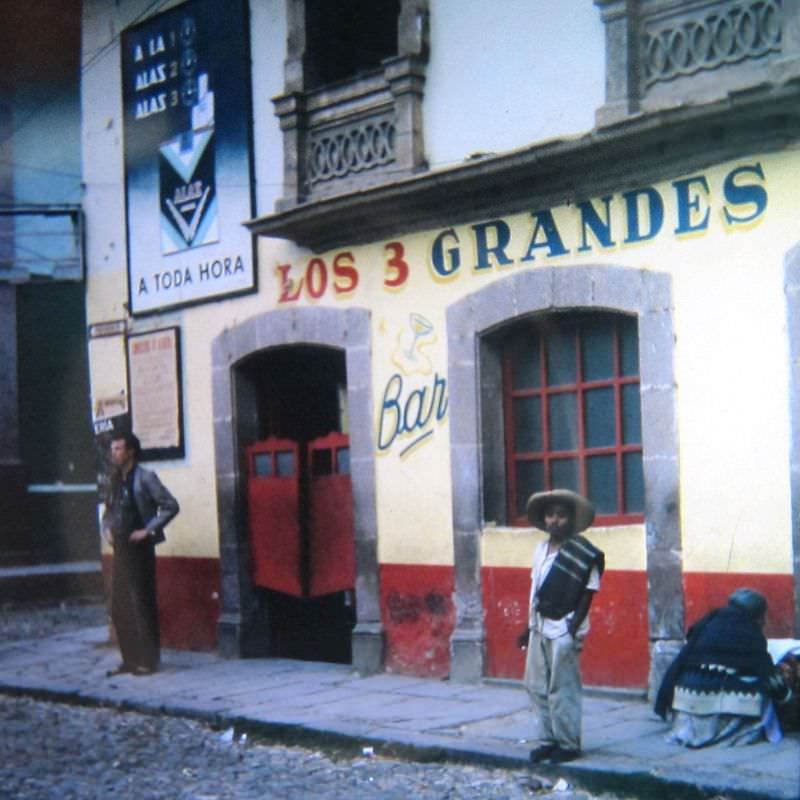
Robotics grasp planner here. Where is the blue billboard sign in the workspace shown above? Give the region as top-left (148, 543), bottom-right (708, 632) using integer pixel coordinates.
top-left (121, 0), bottom-right (255, 314)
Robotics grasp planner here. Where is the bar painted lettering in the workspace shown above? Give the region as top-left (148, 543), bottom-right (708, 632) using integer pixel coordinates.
top-left (377, 372), bottom-right (449, 452)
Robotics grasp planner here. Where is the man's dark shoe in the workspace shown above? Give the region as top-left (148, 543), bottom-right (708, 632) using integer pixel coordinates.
top-left (106, 663), bottom-right (133, 677)
top-left (547, 746), bottom-right (581, 763)
top-left (529, 743), bottom-right (557, 763)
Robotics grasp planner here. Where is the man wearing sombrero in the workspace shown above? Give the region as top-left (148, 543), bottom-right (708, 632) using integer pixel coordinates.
top-left (522, 489), bottom-right (605, 764)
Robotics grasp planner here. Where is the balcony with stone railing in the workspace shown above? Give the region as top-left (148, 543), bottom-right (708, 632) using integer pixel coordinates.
top-left (272, 1), bottom-right (429, 212)
top-left (273, 55), bottom-right (426, 210)
top-left (596, 0), bottom-right (800, 125)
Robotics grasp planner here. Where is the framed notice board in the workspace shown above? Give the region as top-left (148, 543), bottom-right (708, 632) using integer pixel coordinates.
top-left (127, 327), bottom-right (185, 460)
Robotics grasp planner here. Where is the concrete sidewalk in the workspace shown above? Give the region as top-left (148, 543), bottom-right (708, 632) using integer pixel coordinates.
top-left (0, 625), bottom-right (797, 800)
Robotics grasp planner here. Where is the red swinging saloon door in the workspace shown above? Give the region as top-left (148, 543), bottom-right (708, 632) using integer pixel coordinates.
top-left (307, 432), bottom-right (355, 597)
top-left (246, 437), bottom-right (303, 597)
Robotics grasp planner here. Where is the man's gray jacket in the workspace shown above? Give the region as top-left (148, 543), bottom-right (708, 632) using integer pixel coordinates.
top-left (103, 465), bottom-right (179, 544)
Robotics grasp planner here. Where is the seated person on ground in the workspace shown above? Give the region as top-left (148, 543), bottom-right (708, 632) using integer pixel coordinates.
top-left (654, 588), bottom-right (792, 748)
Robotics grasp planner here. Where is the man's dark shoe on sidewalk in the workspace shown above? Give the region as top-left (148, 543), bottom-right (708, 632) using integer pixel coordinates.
top-left (106, 663), bottom-right (133, 677)
top-left (529, 743), bottom-right (557, 763)
top-left (547, 746), bottom-right (581, 763)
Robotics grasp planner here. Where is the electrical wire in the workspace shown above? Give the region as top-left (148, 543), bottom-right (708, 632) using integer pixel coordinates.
top-left (0, 0), bottom-right (491, 206)
top-left (0, 0), bottom-right (173, 150)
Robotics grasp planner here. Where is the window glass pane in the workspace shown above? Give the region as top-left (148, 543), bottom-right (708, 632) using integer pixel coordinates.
top-left (276, 450), bottom-right (295, 477)
top-left (550, 458), bottom-right (578, 492)
top-left (254, 453), bottom-right (272, 478)
top-left (622, 384), bottom-right (642, 444)
top-left (587, 454), bottom-right (617, 515)
top-left (624, 452), bottom-right (644, 514)
top-left (513, 396), bottom-right (542, 452)
top-left (306, 0), bottom-right (400, 88)
top-left (581, 317), bottom-right (614, 381)
top-left (546, 326), bottom-right (577, 386)
top-left (584, 387), bottom-right (616, 448)
top-left (336, 447), bottom-right (350, 475)
top-left (548, 393), bottom-right (577, 451)
top-left (510, 330), bottom-right (540, 389)
top-left (515, 460), bottom-right (544, 518)
top-left (620, 316), bottom-right (639, 377)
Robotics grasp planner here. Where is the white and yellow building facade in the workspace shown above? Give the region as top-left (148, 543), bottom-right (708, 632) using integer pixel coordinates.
top-left (83, 0), bottom-right (800, 692)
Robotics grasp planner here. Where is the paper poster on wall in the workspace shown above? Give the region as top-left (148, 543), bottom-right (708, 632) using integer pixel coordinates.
top-left (127, 327), bottom-right (185, 460)
top-left (121, 0), bottom-right (255, 315)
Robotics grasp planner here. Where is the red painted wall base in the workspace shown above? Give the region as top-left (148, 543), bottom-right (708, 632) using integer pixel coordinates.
top-left (683, 572), bottom-right (794, 637)
top-left (482, 566), bottom-right (650, 687)
top-left (101, 556), bottom-right (796, 687)
top-left (102, 554), bottom-right (220, 651)
top-left (382, 564), bottom-right (796, 688)
top-left (379, 563), bottom-right (455, 678)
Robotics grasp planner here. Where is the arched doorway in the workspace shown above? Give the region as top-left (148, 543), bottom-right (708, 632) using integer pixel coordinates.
top-left (211, 307), bottom-right (383, 673)
top-left (242, 345), bottom-right (353, 663)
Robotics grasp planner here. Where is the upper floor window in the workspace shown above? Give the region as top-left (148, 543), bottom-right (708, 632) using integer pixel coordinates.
top-left (304, 0), bottom-right (400, 89)
top-left (502, 312), bottom-right (644, 527)
top-left (273, 0), bottom-right (428, 208)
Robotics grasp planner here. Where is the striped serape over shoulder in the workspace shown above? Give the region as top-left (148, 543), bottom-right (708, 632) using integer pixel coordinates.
top-left (536, 535), bottom-right (605, 621)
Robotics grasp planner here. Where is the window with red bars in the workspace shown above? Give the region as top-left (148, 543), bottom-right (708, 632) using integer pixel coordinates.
top-left (502, 312), bottom-right (644, 527)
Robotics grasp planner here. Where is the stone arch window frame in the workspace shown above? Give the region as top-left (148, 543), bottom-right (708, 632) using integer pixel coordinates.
top-left (273, 0), bottom-right (429, 210)
top-left (446, 265), bottom-right (684, 694)
top-left (211, 306), bottom-right (383, 673)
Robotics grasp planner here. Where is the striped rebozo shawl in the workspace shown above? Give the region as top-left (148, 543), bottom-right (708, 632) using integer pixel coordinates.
top-left (654, 605), bottom-right (790, 720)
top-left (536, 534), bottom-right (605, 621)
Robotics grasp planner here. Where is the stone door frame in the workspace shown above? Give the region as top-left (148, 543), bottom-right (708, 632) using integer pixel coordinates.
top-left (783, 250), bottom-right (800, 636)
top-left (211, 306), bottom-right (383, 673)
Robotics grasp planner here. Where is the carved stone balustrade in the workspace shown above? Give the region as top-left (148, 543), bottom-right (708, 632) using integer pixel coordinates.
top-left (596, 0), bottom-right (800, 125)
top-left (272, 1), bottom-right (429, 211)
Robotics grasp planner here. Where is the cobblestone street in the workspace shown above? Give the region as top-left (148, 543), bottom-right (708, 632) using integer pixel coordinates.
top-left (0, 695), bottom-right (626, 800)
top-left (0, 600), bottom-right (108, 643)
top-left (0, 604), bottom-right (630, 799)
top-left (4, 601), bottom-right (797, 798)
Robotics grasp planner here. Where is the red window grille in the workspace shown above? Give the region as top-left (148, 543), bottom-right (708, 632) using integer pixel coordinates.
top-left (502, 313), bottom-right (644, 527)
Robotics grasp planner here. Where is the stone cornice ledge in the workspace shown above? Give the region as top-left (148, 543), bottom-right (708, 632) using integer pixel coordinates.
top-left (246, 79), bottom-right (800, 254)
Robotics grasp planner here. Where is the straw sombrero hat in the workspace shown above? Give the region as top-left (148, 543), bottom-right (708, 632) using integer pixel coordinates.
top-left (525, 489), bottom-right (595, 533)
